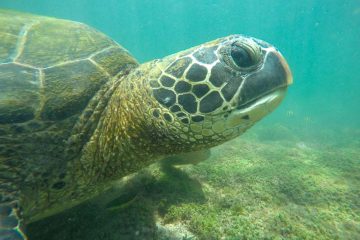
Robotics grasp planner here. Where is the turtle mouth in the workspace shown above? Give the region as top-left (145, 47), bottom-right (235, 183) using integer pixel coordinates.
top-left (233, 47), bottom-right (293, 114)
top-left (225, 87), bottom-right (287, 128)
top-left (235, 87), bottom-right (287, 111)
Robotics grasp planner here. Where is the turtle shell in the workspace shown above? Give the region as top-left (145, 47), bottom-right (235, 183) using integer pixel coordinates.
top-left (0, 10), bottom-right (138, 221)
top-left (0, 9), bottom-right (138, 123)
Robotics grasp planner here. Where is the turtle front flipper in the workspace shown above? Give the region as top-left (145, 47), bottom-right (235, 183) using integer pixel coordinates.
top-left (0, 202), bottom-right (27, 240)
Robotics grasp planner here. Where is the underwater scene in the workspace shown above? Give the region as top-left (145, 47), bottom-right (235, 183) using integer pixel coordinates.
top-left (0, 0), bottom-right (359, 239)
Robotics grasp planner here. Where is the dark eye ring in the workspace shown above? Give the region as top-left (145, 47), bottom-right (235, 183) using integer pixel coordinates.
top-left (222, 41), bottom-right (261, 71)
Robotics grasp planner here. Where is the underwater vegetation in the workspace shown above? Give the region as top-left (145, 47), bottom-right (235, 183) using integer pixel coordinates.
top-left (28, 124), bottom-right (360, 240)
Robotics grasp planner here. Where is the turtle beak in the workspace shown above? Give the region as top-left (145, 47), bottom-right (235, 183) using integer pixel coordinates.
top-left (236, 47), bottom-right (293, 108)
top-left (224, 38), bottom-right (293, 129)
top-left (225, 48), bottom-right (292, 128)
top-left (249, 37), bottom-right (293, 86)
top-left (275, 50), bottom-right (293, 86)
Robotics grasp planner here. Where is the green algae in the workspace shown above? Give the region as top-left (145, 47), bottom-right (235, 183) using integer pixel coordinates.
top-left (28, 125), bottom-right (360, 239)
top-left (159, 126), bottom-right (360, 239)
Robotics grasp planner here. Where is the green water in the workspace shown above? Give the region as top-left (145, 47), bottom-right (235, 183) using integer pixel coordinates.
top-left (0, 0), bottom-right (359, 239)
top-left (1, 0), bottom-right (359, 139)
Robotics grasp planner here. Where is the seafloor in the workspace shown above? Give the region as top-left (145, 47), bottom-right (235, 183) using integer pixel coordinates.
top-left (28, 124), bottom-right (360, 240)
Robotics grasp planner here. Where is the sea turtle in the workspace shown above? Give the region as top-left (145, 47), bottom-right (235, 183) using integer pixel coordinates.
top-left (0, 10), bottom-right (292, 240)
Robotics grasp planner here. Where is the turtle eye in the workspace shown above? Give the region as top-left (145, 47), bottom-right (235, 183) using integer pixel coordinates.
top-left (231, 45), bottom-right (254, 68)
top-left (222, 40), bottom-right (261, 71)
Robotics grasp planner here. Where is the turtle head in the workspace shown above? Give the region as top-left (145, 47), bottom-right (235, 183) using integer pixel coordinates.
top-left (148, 35), bottom-right (292, 151)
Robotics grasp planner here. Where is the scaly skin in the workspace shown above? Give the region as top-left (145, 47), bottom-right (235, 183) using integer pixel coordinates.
top-left (0, 10), bottom-right (292, 240)
top-left (75, 36), bottom-right (292, 190)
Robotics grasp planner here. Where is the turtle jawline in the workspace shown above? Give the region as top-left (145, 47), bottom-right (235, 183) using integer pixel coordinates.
top-left (235, 87), bottom-right (287, 111)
